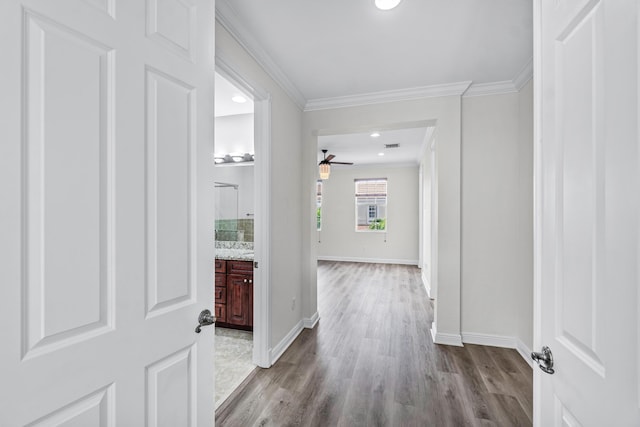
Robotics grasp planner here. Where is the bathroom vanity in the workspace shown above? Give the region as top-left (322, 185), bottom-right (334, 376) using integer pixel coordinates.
top-left (214, 254), bottom-right (253, 331)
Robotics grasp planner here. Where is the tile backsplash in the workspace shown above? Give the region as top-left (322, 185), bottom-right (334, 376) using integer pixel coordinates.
top-left (215, 218), bottom-right (254, 242)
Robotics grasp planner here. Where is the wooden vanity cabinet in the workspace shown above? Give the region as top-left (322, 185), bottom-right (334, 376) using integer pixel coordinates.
top-left (226, 273), bottom-right (253, 328)
top-left (214, 259), bottom-right (253, 330)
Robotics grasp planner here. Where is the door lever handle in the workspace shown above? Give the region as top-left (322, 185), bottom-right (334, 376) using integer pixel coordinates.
top-left (531, 346), bottom-right (555, 374)
top-left (195, 309), bottom-right (216, 333)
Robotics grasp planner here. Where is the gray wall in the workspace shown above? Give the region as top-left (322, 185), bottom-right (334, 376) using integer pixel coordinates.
top-left (217, 24), bottom-right (304, 351)
top-left (317, 165), bottom-right (419, 264)
top-left (460, 81), bottom-right (534, 351)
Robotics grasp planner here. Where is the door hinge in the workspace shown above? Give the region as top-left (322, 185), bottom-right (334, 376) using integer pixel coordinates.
top-left (254, 261), bottom-right (259, 268)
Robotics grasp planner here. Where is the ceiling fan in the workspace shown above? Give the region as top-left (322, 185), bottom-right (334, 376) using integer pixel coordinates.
top-left (318, 149), bottom-right (353, 179)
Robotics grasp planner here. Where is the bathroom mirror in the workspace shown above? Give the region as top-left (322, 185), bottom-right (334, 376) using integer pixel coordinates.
top-left (215, 165), bottom-right (255, 242)
top-left (214, 182), bottom-right (239, 241)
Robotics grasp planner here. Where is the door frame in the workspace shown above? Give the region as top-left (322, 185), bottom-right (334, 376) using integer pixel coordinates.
top-left (532, 0), bottom-right (543, 424)
top-left (215, 55), bottom-right (272, 369)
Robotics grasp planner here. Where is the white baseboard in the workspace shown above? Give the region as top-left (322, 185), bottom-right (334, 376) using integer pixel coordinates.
top-left (303, 312), bottom-right (319, 329)
top-left (269, 320), bottom-right (304, 366)
top-left (516, 339), bottom-right (534, 368)
top-left (421, 271), bottom-right (434, 299)
top-left (317, 255), bottom-right (419, 266)
top-left (430, 327), bottom-right (463, 347)
top-left (462, 332), bottom-right (533, 368)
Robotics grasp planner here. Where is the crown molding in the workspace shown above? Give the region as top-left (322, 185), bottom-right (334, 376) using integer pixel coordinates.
top-left (463, 57), bottom-right (534, 97)
top-left (513, 56), bottom-right (533, 90)
top-left (304, 81), bottom-right (473, 111)
top-left (215, 2), bottom-right (533, 109)
top-left (463, 80), bottom-right (519, 97)
top-left (215, 0), bottom-right (307, 110)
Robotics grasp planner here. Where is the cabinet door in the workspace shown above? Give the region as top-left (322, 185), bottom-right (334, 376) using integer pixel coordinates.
top-left (214, 304), bottom-right (226, 324)
top-left (226, 274), bottom-right (252, 327)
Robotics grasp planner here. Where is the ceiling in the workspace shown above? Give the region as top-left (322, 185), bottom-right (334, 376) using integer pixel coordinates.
top-left (318, 127), bottom-right (432, 167)
top-left (215, 72), bottom-right (254, 118)
top-left (217, 0), bottom-right (533, 102)
top-left (215, 0), bottom-right (533, 166)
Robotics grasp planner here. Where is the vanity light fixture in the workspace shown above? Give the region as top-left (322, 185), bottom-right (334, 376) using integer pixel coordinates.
top-left (231, 95), bottom-right (247, 103)
top-left (214, 152), bottom-right (254, 164)
top-left (375, 0), bottom-right (402, 11)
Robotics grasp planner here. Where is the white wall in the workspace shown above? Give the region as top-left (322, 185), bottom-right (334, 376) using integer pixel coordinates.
top-left (216, 23), bottom-right (304, 351)
top-left (460, 81), bottom-right (533, 351)
top-left (214, 113), bottom-right (254, 156)
top-left (317, 165), bottom-right (419, 264)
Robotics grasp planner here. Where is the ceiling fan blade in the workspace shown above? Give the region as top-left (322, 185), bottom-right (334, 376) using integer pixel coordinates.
top-left (328, 161), bottom-right (354, 165)
top-left (325, 154), bottom-right (335, 162)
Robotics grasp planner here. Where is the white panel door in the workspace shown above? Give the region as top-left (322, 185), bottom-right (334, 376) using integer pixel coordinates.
top-left (0, 0), bottom-right (215, 425)
top-left (535, 0), bottom-right (639, 425)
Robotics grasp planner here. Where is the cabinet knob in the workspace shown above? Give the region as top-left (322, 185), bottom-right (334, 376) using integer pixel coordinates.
top-left (249, 279), bottom-right (253, 284)
top-left (243, 278), bottom-right (247, 283)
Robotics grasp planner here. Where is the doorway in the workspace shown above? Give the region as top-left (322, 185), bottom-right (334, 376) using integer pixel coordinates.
top-left (213, 64), bottom-right (272, 409)
top-left (214, 72), bottom-right (255, 407)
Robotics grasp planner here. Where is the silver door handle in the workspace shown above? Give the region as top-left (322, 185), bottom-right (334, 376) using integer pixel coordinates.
top-left (195, 309), bottom-right (216, 333)
top-left (531, 346), bottom-right (555, 374)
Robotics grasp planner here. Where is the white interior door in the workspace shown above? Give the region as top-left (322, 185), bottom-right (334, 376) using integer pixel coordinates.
top-left (535, 0), bottom-right (639, 425)
top-left (0, 0), bottom-right (216, 425)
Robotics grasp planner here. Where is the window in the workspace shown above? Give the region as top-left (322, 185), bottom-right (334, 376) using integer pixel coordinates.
top-left (316, 180), bottom-right (322, 231)
top-left (355, 178), bottom-right (387, 231)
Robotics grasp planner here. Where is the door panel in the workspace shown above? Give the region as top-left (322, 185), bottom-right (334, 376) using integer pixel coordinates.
top-left (27, 385), bottom-right (114, 427)
top-left (555, 0), bottom-right (605, 375)
top-left (536, 0), bottom-right (639, 425)
top-left (145, 67), bottom-right (195, 317)
top-left (0, 0), bottom-right (215, 425)
top-left (23, 8), bottom-right (115, 358)
top-left (146, 346), bottom-right (195, 427)
top-left (146, 0), bottom-right (195, 61)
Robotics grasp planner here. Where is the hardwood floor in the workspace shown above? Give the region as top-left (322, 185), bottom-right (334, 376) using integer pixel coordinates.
top-left (216, 261), bottom-right (532, 426)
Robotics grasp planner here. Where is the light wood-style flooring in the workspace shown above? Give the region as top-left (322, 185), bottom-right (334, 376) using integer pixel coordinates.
top-left (216, 261), bottom-right (533, 426)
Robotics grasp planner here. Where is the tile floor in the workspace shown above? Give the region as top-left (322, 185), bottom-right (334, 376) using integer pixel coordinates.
top-left (215, 327), bottom-right (255, 408)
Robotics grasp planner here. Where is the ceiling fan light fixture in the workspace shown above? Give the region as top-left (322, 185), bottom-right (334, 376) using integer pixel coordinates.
top-left (319, 163), bottom-right (330, 180)
top-left (375, 0), bottom-right (402, 11)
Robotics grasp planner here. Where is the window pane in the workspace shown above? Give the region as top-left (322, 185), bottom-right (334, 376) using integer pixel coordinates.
top-left (354, 178), bottom-right (387, 231)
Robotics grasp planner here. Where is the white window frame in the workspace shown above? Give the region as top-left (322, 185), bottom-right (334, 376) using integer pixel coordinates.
top-left (354, 178), bottom-right (387, 232)
top-left (316, 180), bottom-right (322, 231)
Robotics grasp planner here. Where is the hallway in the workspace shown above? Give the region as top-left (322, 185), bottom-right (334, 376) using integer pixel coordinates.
top-left (216, 261), bottom-right (532, 426)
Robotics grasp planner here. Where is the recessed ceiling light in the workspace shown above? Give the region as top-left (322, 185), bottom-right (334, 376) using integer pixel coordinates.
top-left (375, 0), bottom-right (402, 11)
top-left (378, 152), bottom-right (385, 156)
top-left (232, 95), bottom-right (247, 103)
top-left (370, 132), bottom-right (380, 138)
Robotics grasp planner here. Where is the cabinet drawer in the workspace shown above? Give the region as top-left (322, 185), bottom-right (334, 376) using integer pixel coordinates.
top-left (214, 259), bottom-right (226, 274)
top-left (214, 303), bottom-right (226, 324)
top-left (215, 286), bottom-right (226, 304)
top-left (227, 260), bottom-right (253, 275)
